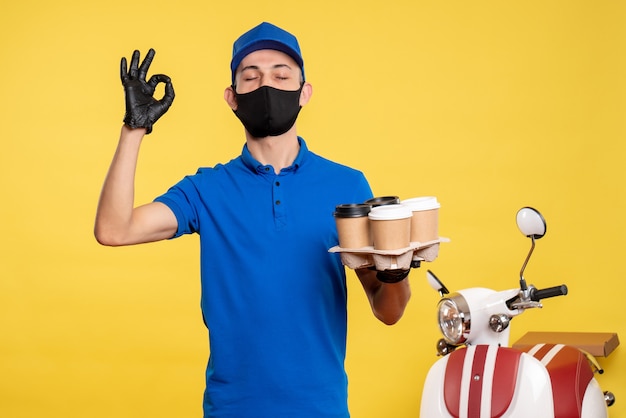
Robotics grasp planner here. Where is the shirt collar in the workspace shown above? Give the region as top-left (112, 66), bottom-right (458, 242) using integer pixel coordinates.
top-left (241, 137), bottom-right (308, 174)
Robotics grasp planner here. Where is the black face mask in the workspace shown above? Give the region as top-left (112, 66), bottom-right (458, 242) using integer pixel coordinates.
top-left (233, 85), bottom-right (303, 138)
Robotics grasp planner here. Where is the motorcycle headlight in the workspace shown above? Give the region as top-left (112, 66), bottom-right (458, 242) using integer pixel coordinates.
top-left (437, 293), bottom-right (470, 345)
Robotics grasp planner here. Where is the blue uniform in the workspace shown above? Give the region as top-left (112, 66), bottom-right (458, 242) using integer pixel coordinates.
top-left (155, 138), bottom-right (373, 417)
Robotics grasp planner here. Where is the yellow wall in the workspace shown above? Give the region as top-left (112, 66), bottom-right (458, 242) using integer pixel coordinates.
top-left (1, 0), bottom-right (624, 416)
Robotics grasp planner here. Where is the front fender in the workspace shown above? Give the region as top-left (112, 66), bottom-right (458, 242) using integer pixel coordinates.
top-left (420, 346), bottom-right (554, 418)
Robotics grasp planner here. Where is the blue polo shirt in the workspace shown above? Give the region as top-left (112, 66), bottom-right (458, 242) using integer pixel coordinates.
top-left (154, 138), bottom-right (373, 418)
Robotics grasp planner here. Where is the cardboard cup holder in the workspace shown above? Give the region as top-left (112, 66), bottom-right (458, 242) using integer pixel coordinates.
top-left (328, 238), bottom-right (449, 270)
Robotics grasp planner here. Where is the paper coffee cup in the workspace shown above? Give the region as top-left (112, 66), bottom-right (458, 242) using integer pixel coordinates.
top-left (364, 196), bottom-right (400, 208)
top-left (368, 204), bottom-right (412, 250)
top-left (401, 196), bottom-right (440, 243)
top-left (334, 204), bottom-right (372, 248)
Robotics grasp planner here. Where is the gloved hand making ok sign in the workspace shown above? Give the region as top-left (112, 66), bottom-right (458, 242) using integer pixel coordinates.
top-left (120, 49), bottom-right (175, 134)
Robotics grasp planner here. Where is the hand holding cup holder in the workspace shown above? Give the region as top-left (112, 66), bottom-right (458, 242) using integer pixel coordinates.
top-left (330, 196), bottom-right (448, 272)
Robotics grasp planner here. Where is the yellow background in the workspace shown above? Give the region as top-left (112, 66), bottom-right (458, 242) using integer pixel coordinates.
top-left (1, 0), bottom-right (624, 417)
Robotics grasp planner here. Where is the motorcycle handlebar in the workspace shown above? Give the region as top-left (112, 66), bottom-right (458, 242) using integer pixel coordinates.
top-left (530, 285), bottom-right (568, 301)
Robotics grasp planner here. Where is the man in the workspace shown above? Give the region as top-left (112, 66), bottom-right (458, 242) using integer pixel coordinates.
top-left (95, 22), bottom-right (411, 417)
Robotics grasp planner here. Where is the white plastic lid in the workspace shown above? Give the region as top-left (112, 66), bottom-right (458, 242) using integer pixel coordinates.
top-left (401, 196), bottom-right (440, 211)
top-left (368, 204), bottom-right (413, 221)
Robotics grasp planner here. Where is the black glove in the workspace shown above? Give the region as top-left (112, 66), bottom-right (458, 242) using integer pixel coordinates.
top-left (376, 268), bottom-right (410, 284)
top-left (120, 49), bottom-right (175, 134)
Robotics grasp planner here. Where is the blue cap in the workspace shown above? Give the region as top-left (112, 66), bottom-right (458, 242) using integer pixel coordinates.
top-left (230, 22), bottom-right (305, 85)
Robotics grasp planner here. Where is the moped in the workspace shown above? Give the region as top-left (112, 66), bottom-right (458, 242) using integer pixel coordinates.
top-left (420, 207), bottom-right (615, 417)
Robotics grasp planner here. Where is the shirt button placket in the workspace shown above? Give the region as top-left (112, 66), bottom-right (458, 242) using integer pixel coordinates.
top-left (273, 178), bottom-right (282, 207)
top-left (273, 177), bottom-right (286, 228)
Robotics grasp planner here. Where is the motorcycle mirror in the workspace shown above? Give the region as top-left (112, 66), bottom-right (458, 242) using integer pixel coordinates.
top-left (516, 207), bottom-right (546, 239)
top-left (426, 270), bottom-right (449, 296)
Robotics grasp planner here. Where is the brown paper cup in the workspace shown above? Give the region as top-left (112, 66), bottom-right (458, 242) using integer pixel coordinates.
top-left (335, 216), bottom-right (371, 248)
top-left (363, 196), bottom-right (400, 208)
top-left (368, 204), bottom-right (412, 250)
top-left (334, 204), bottom-right (372, 248)
top-left (402, 197), bottom-right (440, 243)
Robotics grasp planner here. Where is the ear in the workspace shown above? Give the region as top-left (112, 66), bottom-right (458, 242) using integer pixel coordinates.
top-left (224, 86), bottom-right (237, 110)
top-left (299, 82), bottom-right (313, 106)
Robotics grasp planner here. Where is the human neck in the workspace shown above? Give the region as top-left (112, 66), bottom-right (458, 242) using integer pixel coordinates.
top-left (246, 131), bottom-right (300, 174)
